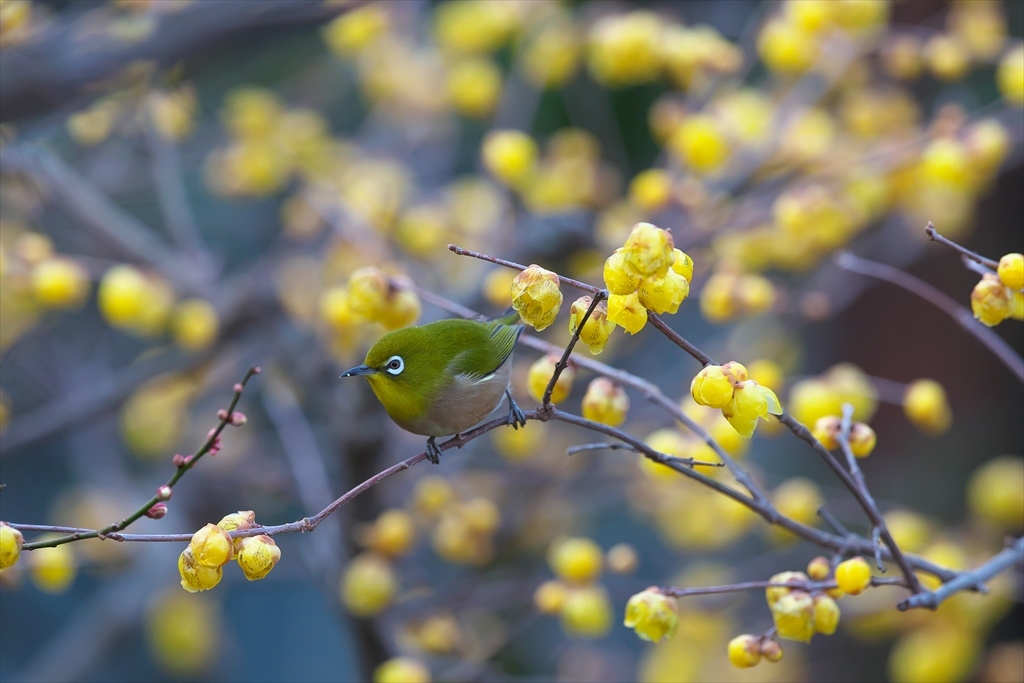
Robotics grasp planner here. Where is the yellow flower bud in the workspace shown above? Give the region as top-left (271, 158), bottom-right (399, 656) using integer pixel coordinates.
top-left (373, 657), bottom-right (431, 683)
top-left (671, 248), bottom-right (694, 282)
top-left (347, 267), bottom-right (389, 321)
top-left (1, 522), bottom-right (24, 570)
top-left (722, 381), bottom-right (782, 438)
top-left (447, 57), bottom-right (502, 118)
top-left (482, 130), bottom-right (538, 187)
top-left (217, 510), bottom-right (256, 551)
top-left (527, 354), bottom-right (574, 404)
top-left (235, 534), bottom-right (281, 581)
top-left (560, 584), bottom-right (613, 638)
top-left (813, 594), bottom-right (840, 635)
top-left (967, 456), bottom-right (1024, 530)
top-left (603, 249), bottom-right (642, 295)
top-left (997, 43), bottom-right (1024, 106)
top-left (670, 114), bottom-right (731, 174)
top-left (628, 169), bottom-right (673, 211)
top-left (98, 264), bottom-right (148, 327)
top-left (806, 556), bottom-right (830, 581)
top-left (1012, 291), bottom-right (1024, 321)
top-left (903, 379), bottom-right (953, 436)
top-left (623, 588), bottom-right (679, 643)
top-left (623, 222), bottom-right (674, 277)
top-left (812, 415), bottom-right (842, 450)
top-left (568, 296), bottom-right (616, 355)
top-left (586, 11), bottom-right (664, 87)
top-left (605, 543), bottom-right (638, 574)
top-left (319, 285), bottom-right (355, 330)
top-left (189, 523), bottom-right (234, 568)
top-left (581, 378), bottom-right (629, 427)
top-left (178, 547), bottom-right (222, 593)
top-left (848, 422), bottom-right (877, 458)
top-left (690, 365), bottom-right (737, 409)
top-left (171, 298), bottom-right (219, 351)
top-left (31, 257), bottom-right (90, 309)
top-left (411, 475), bottom-right (453, 518)
top-left (341, 552), bottom-right (397, 616)
top-left (771, 590), bottom-right (815, 643)
top-left (997, 253), bottom-right (1023, 290)
top-left (770, 480), bottom-right (823, 544)
top-left (607, 291), bottom-right (647, 334)
top-left (971, 273), bottom-right (1012, 327)
top-left (765, 570), bottom-right (810, 608)
top-left (638, 268), bottom-right (689, 315)
top-left (728, 634), bottom-right (762, 669)
top-left (531, 578), bottom-right (571, 618)
top-left (377, 285), bottom-right (421, 331)
top-left (548, 536), bottom-right (603, 583)
top-left (760, 639), bottom-right (784, 663)
top-left (835, 556), bottom-right (872, 595)
top-left (322, 5), bottom-right (389, 57)
top-left (511, 265), bottom-right (562, 332)
top-left (366, 509), bottom-right (416, 557)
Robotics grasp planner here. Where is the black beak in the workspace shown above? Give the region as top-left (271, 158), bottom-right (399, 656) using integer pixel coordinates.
top-left (340, 364), bottom-right (374, 378)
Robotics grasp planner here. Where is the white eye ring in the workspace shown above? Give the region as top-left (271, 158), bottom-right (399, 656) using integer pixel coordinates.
top-left (384, 355), bottom-right (404, 375)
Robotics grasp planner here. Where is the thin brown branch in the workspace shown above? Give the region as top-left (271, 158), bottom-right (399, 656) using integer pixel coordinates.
top-left (898, 537), bottom-right (1024, 611)
top-left (20, 365), bottom-right (261, 551)
top-left (661, 574), bottom-right (908, 599)
top-left (925, 222), bottom-right (1000, 270)
top-left (542, 290), bottom-right (606, 406)
top-left (834, 251), bottom-right (1024, 382)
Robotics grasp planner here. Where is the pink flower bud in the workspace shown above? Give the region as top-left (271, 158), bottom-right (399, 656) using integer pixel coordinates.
top-left (145, 503), bottom-right (168, 519)
top-left (156, 486), bottom-right (173, 502)
top-left (233, 383), bottom-right (244, 393)
top-left (229, 411), bottom-right (247, 427)
top-left (217, 409), bottom-right (229, 421)
top-left (252, 366), bottom-right (262, 374)
top-left (172, 453), bottom-right (187, 467)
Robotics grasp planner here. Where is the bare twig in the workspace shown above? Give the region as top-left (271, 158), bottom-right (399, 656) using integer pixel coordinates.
top-left (542, 290), bottom-right (606, 406)
top-left (834, 251), bottom-right (1024, 382)
top-left (925, 222), bottom-right (1000, 270)
top-left (898, 537), bottom-right (1024, 611)
top-left (661, 574), bottom-right (908, 599)
top-left (20, 365), bottom-right (261, 551)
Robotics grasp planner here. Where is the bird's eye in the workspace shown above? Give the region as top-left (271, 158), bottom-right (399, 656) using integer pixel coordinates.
top-left (385, 356), bottom-right (404, 375)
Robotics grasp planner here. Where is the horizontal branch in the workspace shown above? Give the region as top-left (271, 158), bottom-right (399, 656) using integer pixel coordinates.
top-left (898, 537), bottom-right (1024, 611)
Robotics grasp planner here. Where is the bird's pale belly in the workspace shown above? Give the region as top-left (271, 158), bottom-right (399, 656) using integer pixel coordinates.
top-left (393, 362), bottom-right (513, 437)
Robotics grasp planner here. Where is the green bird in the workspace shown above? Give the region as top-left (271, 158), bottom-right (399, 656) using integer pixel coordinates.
top-left (341, 311), bottom-right (528, 464)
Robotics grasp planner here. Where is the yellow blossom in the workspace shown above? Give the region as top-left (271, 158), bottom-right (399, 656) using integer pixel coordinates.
top-left (607, 291), bottom-right (647, 334)
top-left (623, 588), bottom-right (680, 643)
top-left (511, 265), bottom-right (562, 331)
top-left (235, 535), bottom-right (281, 581)
top-left (721, 380), bottom-right (783, 438)
top-left (0, 522), bottom-right (24, 570)
top-left (178, 547), bottom-right (222, 593)
top-left (548, 536), bottom-right (603, 583)
top-left (770, 591), bottom-right (815, 643)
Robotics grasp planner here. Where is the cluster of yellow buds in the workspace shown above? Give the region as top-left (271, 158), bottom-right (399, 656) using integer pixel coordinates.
top-left (96, 264), bottom-right (220, 350)
top-left (787, 363), bottom-right (878, 428)
top-left (690, 362), bottom-right (783, 438)
top-left (603, 223), bottom-right (693, 334)
top-left (432, 501), bottom-right (500, 566)
top-left (533, 536), bottom-right (620, 638)
top-left (812, 416), bottom-right (877, 457)
top-left (699, 269), bottom-right (776, 323)
top-left (764, 563), bottom-right (844, 645)
top-left (178, 511), bottom-right (281, 592)
top-left (205, 87), bottom-right (334, 197)
top-left (623, 587), bottom-right (680, 643)
top-left (971, 253), bottom-right (1023, 326)
top-left (902, 379), bottom-right (953, 436)
top-left (727, 633), bottom-right (783, 669)
top-left (568, 295), bottom-right (615, 355)
top-left (320, 266), bottom-right (421, 335)
top-left (511, 265), bottom-right (563, 332)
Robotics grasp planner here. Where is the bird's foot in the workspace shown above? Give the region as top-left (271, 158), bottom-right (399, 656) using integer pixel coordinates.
top-left (426, 437), bottom-right (443, 465)
top-left (506, 391), bottom-right (527, 429)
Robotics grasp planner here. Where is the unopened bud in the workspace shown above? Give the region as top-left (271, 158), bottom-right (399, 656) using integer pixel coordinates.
top-left (145, 503), bottom-right (168, 519)
top-left (156, 486), bottom-right (173, 502)
top-left (233, 383), bottom-right (244, 393)
top-left (252, 366), bottom-right (262, 374)
top-left (172, 453), bottom-right (187, 467)
top-left (229, 411), bottom-right (247, 427)
top-left (217, 409), bottom-right (228, 421)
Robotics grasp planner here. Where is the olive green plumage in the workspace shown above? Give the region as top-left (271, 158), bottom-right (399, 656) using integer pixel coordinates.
top-left (341, 311), bottom-right (526, 463)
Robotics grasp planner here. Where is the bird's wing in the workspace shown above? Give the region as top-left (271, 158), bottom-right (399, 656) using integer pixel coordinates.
top-left (448, 316), bottom-right (523, 382)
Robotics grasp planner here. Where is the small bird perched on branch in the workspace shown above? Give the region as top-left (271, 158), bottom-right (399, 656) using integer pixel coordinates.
top-left (341, 310), bottom-right (527, 463)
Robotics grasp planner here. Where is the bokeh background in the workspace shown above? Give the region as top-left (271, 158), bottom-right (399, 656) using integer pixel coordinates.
top-left (0, 1), bottom-right (1022, 682)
